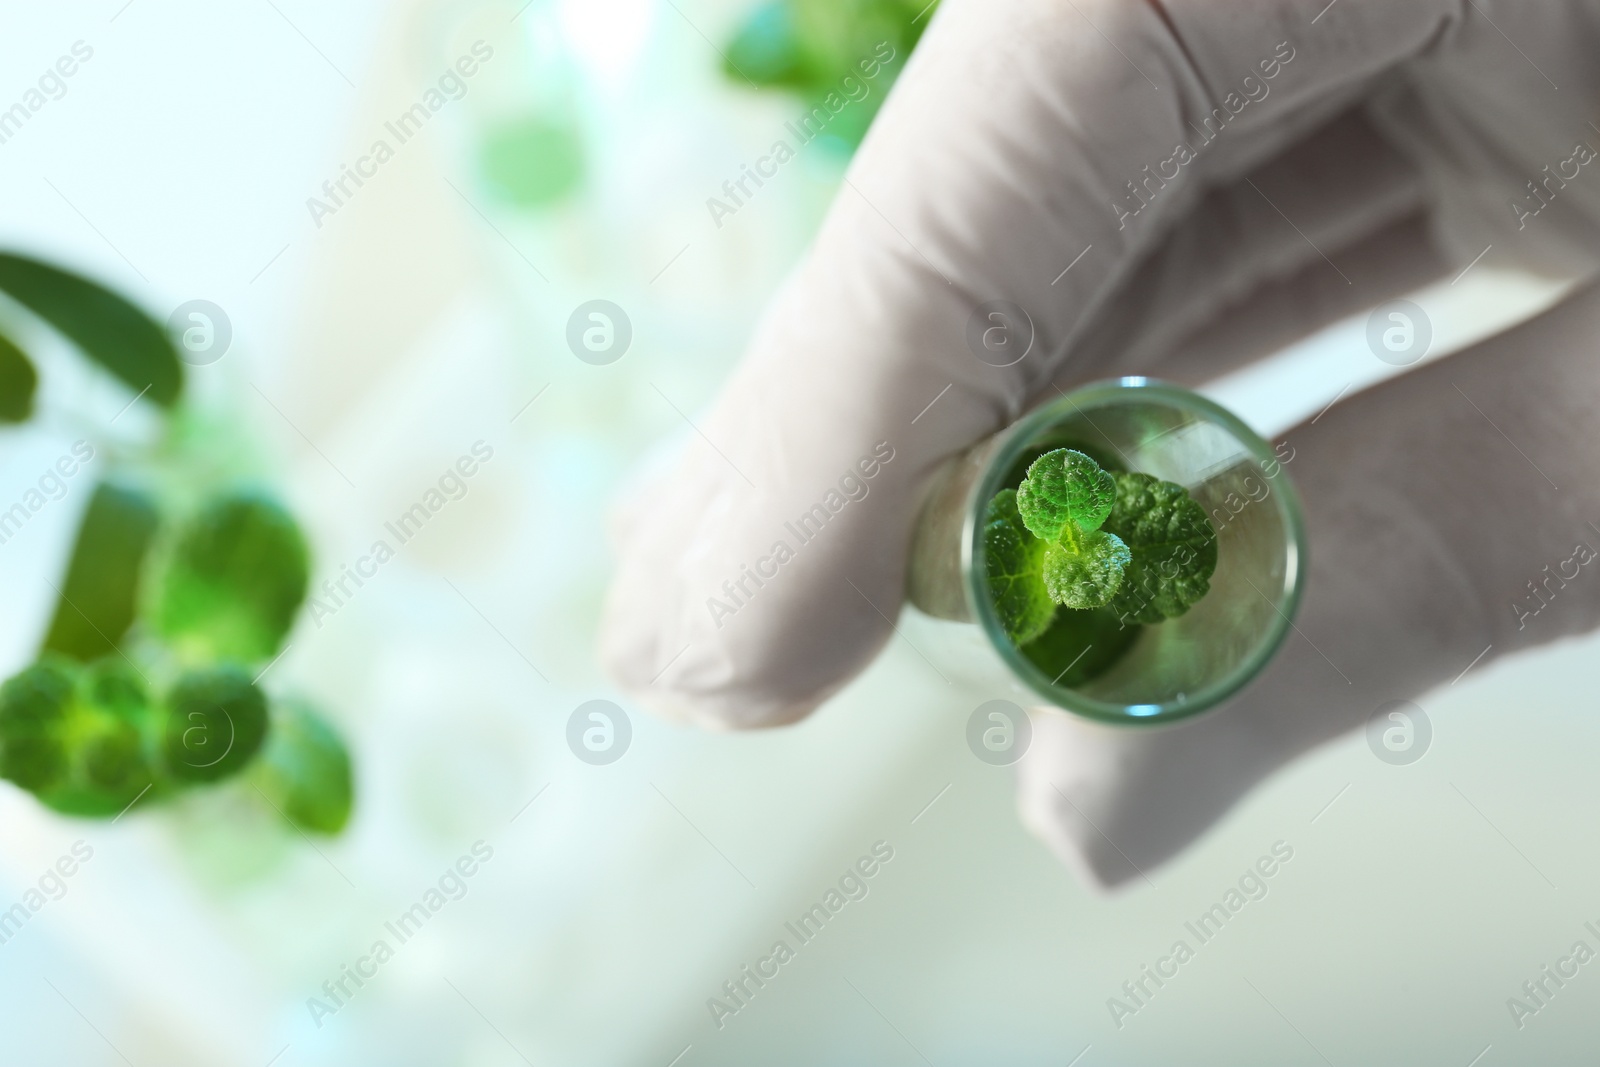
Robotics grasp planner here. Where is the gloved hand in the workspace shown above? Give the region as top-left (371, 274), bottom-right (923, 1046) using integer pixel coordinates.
top-left (600, 0), bottom-right (1600, 885)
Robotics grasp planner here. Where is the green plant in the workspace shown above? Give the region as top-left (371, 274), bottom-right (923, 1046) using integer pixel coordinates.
top-left (984, 448), bottom-right (1218, 681)
top-left (151, 494), bottom-right (311, 663)
top-left (982, 488), bottom-right (1056, 646)
top-left (0, 252), bottom-right (352, 834)
top-left (722, 0), bottom-right (933, 151)
top-left (1014, 448), bottom-right (1132, 612)
top-left (1101, 471), bottom-right (1219, 625)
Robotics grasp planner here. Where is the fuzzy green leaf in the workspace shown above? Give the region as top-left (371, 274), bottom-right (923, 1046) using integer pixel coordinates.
top-left (77, 662), bottom-right (155, 795)
top-left (1103, 472), bottom-right (1218, 624)
top-left (722, 0), bottom-right (926, 96)
top-left (0, 660), bottom-right (76, 793)
top-left (41, 483), bottom-right (160, 662)
top-left (152, 493), bottom-right (310, 663)
top-left (719, 0), bottom-right (931, 153)
top-left (1012, 449), bottom-right (1127, 610)
top-left (1015, 448), bottom-right (1116, 541)
top-left (0, 252), bottom-right (181, 407)
top-left (250, 700), bottom-right (353, 835)
top-left (1041, 524), bottom-right (1130, 609)
top-left (48, 660), bottom-right (163, 816)
top-left (0, 658), bottom-right (165, 816)
top-left (479, 117), bottom-right (584, 208)
top-left (983, 489), bottom-right (1056, 645)
top-left (0, 331), bottom-right (37, 423)
top-left (163, 666), bottom-right (269, 783)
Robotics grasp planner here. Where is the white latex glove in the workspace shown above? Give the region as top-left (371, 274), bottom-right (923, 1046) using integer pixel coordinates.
top-left (601, 0), bottom-right (1600, 885)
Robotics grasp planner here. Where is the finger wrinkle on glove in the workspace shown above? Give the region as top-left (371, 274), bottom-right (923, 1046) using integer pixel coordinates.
top-left (1129, 214), bottom-right (1448, 386)
top-left (1052, 109), bottom-right (1429, 387)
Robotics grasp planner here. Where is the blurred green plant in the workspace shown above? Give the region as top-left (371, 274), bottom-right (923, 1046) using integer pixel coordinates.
top-left (0, 253), bottom-right (353, 835)
top-left (722, 0), bottom-right (935, 150)
top-left (151, 494), bottom-right (311, 664)
top-left (479, 116), bottom-right (584, 209)
top-left (250, 699), bottom-right (353, 835)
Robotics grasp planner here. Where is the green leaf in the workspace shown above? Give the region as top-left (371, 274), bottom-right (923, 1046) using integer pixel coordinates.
top-left (1103, 472), bottom-right (1218, 624)
top-left (725, 1), bottom-right (812, 89)
top-left (0, 660), bottom-right (77, 794)
top-left (478, 116), bottom-right (584, 209)
top-left (983, 489), bottom-right (1055, 645)
top-left (45, 660), bottom-right (164, 817)
top-left (162, 666), bottom-right (269, 783)
top-left (41, 483), bottom-right (160, 662)
top-left (151, 493), bottom-right (310, 663)
top-left (0, 252), bottom-right (181, 407)
top-left (1015, 448), bottom-right (1116, 541)
top-left (1011, 448), bottom-right (1128, 610)
top-left (722, 0), bottom-right (928, 149)
top-left (77, 663), bottom-right (157, 788)
top-left (1020, 607), bottom-right (1141, 689)
top-left (995, 439), bottom-right (1124, 495)
top-left (0, 658), bottom-right (165, 816)
top-left (0, 331), bottom-right (37, 423)
top-left (250, 700), bottom-right (353, 834)
top-left (986, 453), bottom-right (1217, 634)
top-left (1041, 524), bottom-right (1129, 610)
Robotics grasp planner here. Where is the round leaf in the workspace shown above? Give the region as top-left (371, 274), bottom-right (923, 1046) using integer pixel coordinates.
top-left (1042, 528), bottom-right (1130, 609)
top-left (163, 666), bottom-right (269, 783)
top-left (1015, 448), bottom-right (1117, 541)
top-left (1103, 472), bottom-right (1218, 623)
top-left (152, 493), bottom-right (310, 663)
top-left (0, 252), bottom-right (181, 407)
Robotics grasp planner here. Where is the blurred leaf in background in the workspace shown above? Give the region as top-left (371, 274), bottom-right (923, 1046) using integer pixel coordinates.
top-left (0, 658), bottom-right (165, 817)
top-left (250, 699), bottom-right (353, 835)
top-left (74, 662), bottom-right (162, 806)
top-left (41, 483), bottom-right (160, 662)
top-left (0, 249), bottom-right (355, 839)
top-left (151, 493), bottom-right (310, 664)
top-left (480, 115), bottom-right (585, 209)
top-left (724, 0), bottom-right (934, 151)
top-left (162, 666), bottom-right (269, 784)
top-left (472, 3), bottom-right (587, 212)
top-left (0, 331), bottom-right (37, 423)
top-left (0, 252), bottom-right (181, 407)
top-left (0, 660), bottom-right (77, 795)
top-left (45, 660), bottom-right (163, 817)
